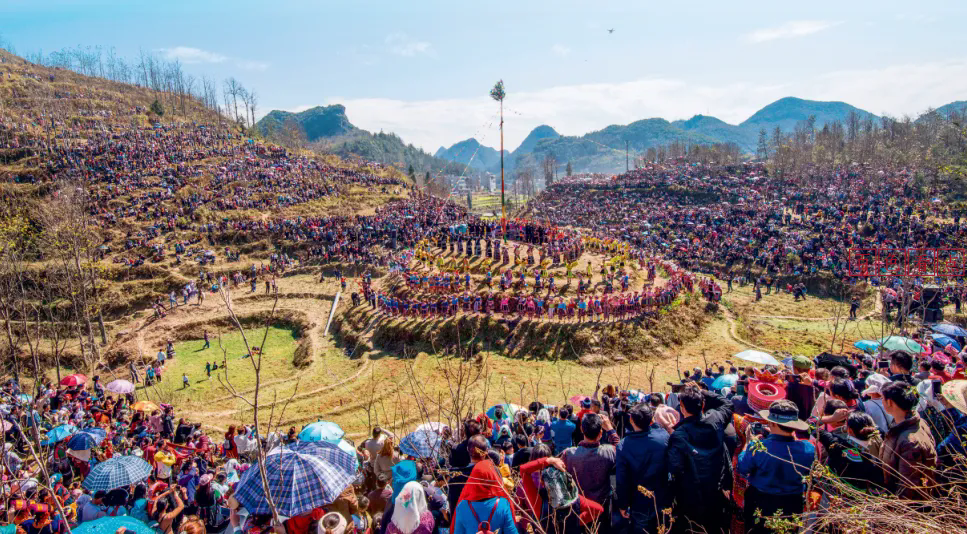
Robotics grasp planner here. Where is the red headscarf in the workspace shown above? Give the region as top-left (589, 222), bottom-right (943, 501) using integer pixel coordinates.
top-left (450, 460), bottom-right (514, 534)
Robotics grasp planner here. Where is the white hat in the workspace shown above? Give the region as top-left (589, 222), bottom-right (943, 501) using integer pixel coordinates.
top-left (861, 373), bottom-right (889, 397)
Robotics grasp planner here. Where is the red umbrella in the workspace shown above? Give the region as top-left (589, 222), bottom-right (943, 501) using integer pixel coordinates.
top-left (60, 374), bottom-right (88, 387)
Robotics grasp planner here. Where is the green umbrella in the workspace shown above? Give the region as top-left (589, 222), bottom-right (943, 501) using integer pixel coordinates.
top-left (877, 336), bottom-right (924, 353)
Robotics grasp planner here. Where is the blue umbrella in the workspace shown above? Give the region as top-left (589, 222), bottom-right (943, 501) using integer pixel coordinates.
top-left (73, 516), bottom-right (155, 534)
top-left (931, 333), bottom-right (962, 351)
top-left (932, 324), bottom-right (967, 338)
top-left (234, 440), bottom-right (356, 517)
top-left (398, 430), bottom-right (443, 459)
top-left (298, 421), bottom-right (345, 443)
top-left (711, 374), bottom-right (738, 390)
top-left (854, 340), bottom-right (880, 354)
top-left (67, 428), bottom-right (107, 450)
top-left (42, 424), bottom-right (77, 445)
top-left (83, 455), bottom-right (152, 492)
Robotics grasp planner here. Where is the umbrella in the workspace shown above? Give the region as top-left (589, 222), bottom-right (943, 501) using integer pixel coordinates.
top-left (73, 516), bottom-right (155, 534)
top-left (711, 374), bottom-right (739, 390)
top-left (82, 455), bottom-right (152, 492)
top-left (15, 393), bottom-right (32, 404)
top-left (733, 350), bottom-right (781, 367)
top-left (67, 428), bottom-right (107, 450)
top-left (234, 440), bottom-right (356, 517)
top-left (42, 424), bottom-right (77, 445)
top-left (854, 340), bottom-right (881, 354)
top-left (568, 395), bottom-right (590, 406)
top-left (334, 439), bottom-right (359, 469)
top-left (931, 334), bottom-right (962, 352)
top-left (486, 403), bottom-right (522, 421)
top-left (398, 430), bottom-right (443, 459)
top-left (298, 421), bottom-right (345, 443)
top-left (60, 374), bottom-right (88, 387)
top-left (131, 401), bottom-right (159, 412)
top-left (932, 324), bottom-right (967, 338)
top-left (877, 336), bottom-right (924, 353)
top-left (414, 421), bottom-right (449, 434)
top-left (105, 379), bottom-right (136, 394)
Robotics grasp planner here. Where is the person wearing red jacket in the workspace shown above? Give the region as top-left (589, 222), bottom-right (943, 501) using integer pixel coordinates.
top-left (516, 455), bottom-right (603, 534)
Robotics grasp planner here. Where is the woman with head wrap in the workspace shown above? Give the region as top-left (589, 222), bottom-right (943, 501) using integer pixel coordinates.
top-left (450, 460), bottom-right (518, 534)
top-left (385, 482), bottom-right (433, 534)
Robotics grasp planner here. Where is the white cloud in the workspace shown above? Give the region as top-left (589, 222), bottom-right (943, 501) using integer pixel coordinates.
top-left (157, 46), bottom-right (227, 64)
top-left (236, 60), bottom-right (270, 71)
top-left (325, 59), bottom-right (967, 152)
top-left (742, 20), bottom-right (841, 44)
top-left (385, 33), bottom-right (432, 57)
top-left (551, 44), bottom-right (571, 57)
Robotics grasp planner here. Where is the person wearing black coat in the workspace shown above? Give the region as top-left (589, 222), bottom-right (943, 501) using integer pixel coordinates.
top-left (666, 385), bottom-right (733, 534)
top-left (817, 412), bottom-right (883, 493)
top-left (616, 404), bottom-right (670, 534)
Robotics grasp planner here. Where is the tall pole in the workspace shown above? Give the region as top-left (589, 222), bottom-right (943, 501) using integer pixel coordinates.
top-left (490, 80), bottom-right (506, 238)
top-left (500, 98), bottom-right (505, 231)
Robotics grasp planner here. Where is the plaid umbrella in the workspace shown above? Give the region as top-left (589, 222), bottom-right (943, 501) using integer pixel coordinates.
top-left (73, 516), bottom-right (155, 534)
top-left (398, 430), bottom-right (443, 459)
top-left (67, 428), bottom-right (107, 450)
top-left (83, 455), bottom-right (152, 492)
top-left (297, 421), bottom-right (345, 443)
top-left (234, 440), bottom-right (356, 517)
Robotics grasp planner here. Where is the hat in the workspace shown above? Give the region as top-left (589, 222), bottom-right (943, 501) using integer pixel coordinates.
top-left (758, 401), bottom-right (808, 431)
top-left (199, 473), bottom-right (214, 486)
top-left (580, 398), bottom-right (592, 408)
top-left (391, 460), bottom-right (418, 499)
top-left (791, 355), bottom-right (814, 372)
top-left (861, 373), bottom-right (889, 397)
top-left (653, 405), bottom-right (680, 430)
top-left (941, 380), bottom-right (967, 415)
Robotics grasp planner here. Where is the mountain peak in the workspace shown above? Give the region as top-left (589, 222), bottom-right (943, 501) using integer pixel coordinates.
top-left (514, 125), bottom-right (560, 155)
top-left (256, 104), bottom-right (355, 141)
top-left (740, 97), bottom-right (876, 131)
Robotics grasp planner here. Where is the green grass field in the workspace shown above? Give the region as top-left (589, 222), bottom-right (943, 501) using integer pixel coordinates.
top-left (147, 326), bottom-right (299, 406)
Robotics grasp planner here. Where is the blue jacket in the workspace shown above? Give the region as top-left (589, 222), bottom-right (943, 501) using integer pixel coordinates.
top-left (452, 498), bottom-right (518, 534)
top-left (550, 418), bottom-right (576, 452)
top-left (615, 424), bottom-right (670, 520)
top-left (738, 434), bottom-right (816, 496)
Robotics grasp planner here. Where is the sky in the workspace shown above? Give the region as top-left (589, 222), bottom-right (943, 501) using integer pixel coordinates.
top-left (2, 0), bottom-right (966, 152)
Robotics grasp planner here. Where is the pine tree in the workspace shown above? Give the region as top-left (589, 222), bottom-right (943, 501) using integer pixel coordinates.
top-left (756, 128), bottom-right (769, 161)
top-left (566, 161), bottom-right (573, 176)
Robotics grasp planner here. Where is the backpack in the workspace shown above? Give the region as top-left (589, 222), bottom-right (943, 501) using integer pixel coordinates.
top-left (467, 499), bottom-right (499, 534)
top-left (541, 467), bottom-right (579, 509)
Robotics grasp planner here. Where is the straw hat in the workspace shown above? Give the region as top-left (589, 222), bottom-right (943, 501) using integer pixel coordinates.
top-left (941, 380), bottom-right (967, 415)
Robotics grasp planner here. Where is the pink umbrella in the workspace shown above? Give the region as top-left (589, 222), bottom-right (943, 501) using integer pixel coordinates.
top-left (60, 374), bottom-right (88, 387)
top-left (568, 394), bottom-right (590, 406)
top-left (105, 379), bottom-right (136, 394)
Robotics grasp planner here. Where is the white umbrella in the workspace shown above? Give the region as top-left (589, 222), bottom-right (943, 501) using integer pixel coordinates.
top-left (733, 350), bottom-right (781, 367)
